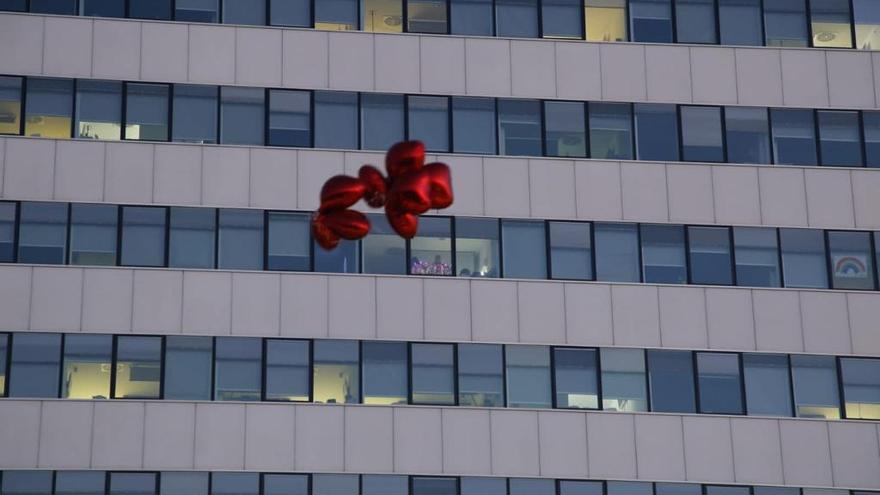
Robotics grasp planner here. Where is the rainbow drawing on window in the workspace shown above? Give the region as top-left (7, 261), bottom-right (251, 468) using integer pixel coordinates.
top-left (832, 255), bottom-right (868, 279)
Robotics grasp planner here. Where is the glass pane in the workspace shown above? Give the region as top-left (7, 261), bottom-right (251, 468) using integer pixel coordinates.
top-left (270, 0), bottom-right (311, 26)
top-left (640, 224), bottom-right (687, 284)
top-left (25, 78), bottom-right (73, 139)
top-left (362, 93), bottom-right (404, 151)
top-left (791, 354), bottom-right (841, 419)
top-left (408, 0), bottom-right (448, 33)
top-left (607, 483), bottom-right (653, 495)
top-left (864, 111), bottom-right (880, 167)
top-left (595, 222), bottom-right (639, 282)
top-left (841, 357), bottom-right (880, 420)
top-left (452, 97), bottom-right (496, 154)
top-left (461, 478), bottom-right (506, 495)
top-left (363, 0), bottom-right (403, 32)
top-left (501, 219), bottom-right (547, 279)
top-left (176, 0), bottom-right (219, 22)
top-left (676, 0), bottom-right (718, 43)
top-left (543, 0), bottom-right (583, 38)
top-left (720, 0), bottom-right (763, 45)
top-left (18, 201), bottom-right (68, 265)
top-left (451, 0), bottom-right (494, 35)
top-left (30, 0), bottom-right (77, 13)
top-left (743, 353), bottom-right (793, 416)
top-left (688, 226), bottom-right (733, 285)
top-left (161, 472), bottom-right (209, 495)
top-left (115, 336), bottom-right (162, 399)
top-left (264, 474), bottom-right (309, 495)
top-left (681, 106), bottom-right (724, 162)
top-left (210, 473), bottom-right (258, 495)
top-left (630, 0), bottom-right (673, 42)
top-left (545, 101), bottom-right (587, 157)
top-left (121, 206), bottom-right (166, 267)
top-left (811, 0), bottom-right (853, 48)
top-left (130, 0), bottom-right (172, 19)
top-left (496, 0), bottom-right (540, 37)
top-left (80, 0), bottom-right (124, 16)
top-left (315, 238), bottom-right (360, 273)
top-left (854, 0), bottom-right (880, 49)
top-left (655, 484), bottom-right (701, 495)
top-left (314, 91), bottom-right (358, 149)
top-left (506, 345), bottom-right (552, 408)
top-left (61, 334), bottom-right (112, 399)
top-left (362, 341), bottom-right (408, 405)
top-left (634, 103), bottom-right (679, 161)
top-left (586, 0), bottom-right (628, 41)
top-left (818, 110), bottom-right (863, 167)
top-left (411, 216), bottom-right (453, 275)
top-left (589, 102), bottom-right (633, 160)
top-left (125, 83), bottom-right (169, 141)
top-left (169, 207), bottom-right (216, 269)
top-left (362, 475), bottom-right (407, 495)
top-left (458, 343), bottom-right (505, 407)
top-left (268, 212), bottom-right (310, 271)
top-left (549, 221), bottom-right (592, 280)
top-left (266, 339), bottom-right (310, 401)
top-left (498, 99), bottom-right (542, 156)
top-left (647, 349), bottom-right (696, 413)
top-left (1, 472), bottom-right (53, 495)
top-left (725, 106), bottom-right (771, 164)
top-left (70, 203), bottom-right (118, 266)
top-left (75, 80), bottom-right (122, 140)
top-left (55, 471), bottom-right (105, 495)
top-left (408, 95), bottom-right (449, 152)
top-left (218, 209), bottom-right (263, 270)
top-left (363, 214), bottom-right (406, 275)
top-left (109, 472), bottom-right (156, 495)
top-left (0, 76), bottom-right (22, 135)
top-left (697, 352), bottom-right (744, 414)
top-left (315, 0), bottom-right (358, 30)
top-left (601, 348), bottom-right (648, 412)
top-left (224, 0), bottom-right (265, 24)
top-left (313, 340), bottom-right (359, 404)
top-left (412, 343), bottom-right (455, 405)
top-left (269, 89), bottom-right (310, 147)
top-left (780, 228), bottom-right (828, 288)
top-left (172, 84), bottom-right (218, 144)
top-left (560, 481), bottom-right (604, 495)
top-left (734, 227), bottom-right (781, 287)
top-left (0, 333), bottom-right (6, 396)
top-left (412, 477), bottom-right (458, 495)
top-left (220, 86), bottom-right (264, 145)
top-left (0, 202), bottom-right (13, 262)
top-left (764, 0), bottom-right (809, 46)
top-left (214, 337), bottom-right (262, 401)
top-left (164, 336), bottom-right (213, 400)
top-left (455, 217), bottom-right (500, 278)
top-left (829, 231), bottom-right (875, 290)
top-left (313, 475), bottom-right (358, 495)
top-left (509, 479), bottom-right (554, 495)
top-left (771, 108), bottom-right (818, 166)
top-left (555, 347), bottom-right (599, 409)
top-left (706, 487), bottom-right (749, 495)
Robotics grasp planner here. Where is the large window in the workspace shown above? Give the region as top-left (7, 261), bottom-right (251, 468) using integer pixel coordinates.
top-left (676, 0), bottom-right (717, 43)
top-left (362, 341), bottom-right (408, 405)
top-left (129, 0), bottom-right (172, 19)
top-left (455, 217), bottom-right (500, 278)
top-left (109, 472), bottom-right (155, 495)
top-left (175, 0), bottom-right (220, 22)
top-left (70, 203), bottom-right (117, 266)
top-left (501, 220), bottom-right (547, 279)
top-left (733, 227), bottom-right (781, 287)
top-left (24, 78), bottom-right (73, 139)
top-left (595, 223), bottom-right (639, 282)
top-left (647, 349), bottom-right (696, 413)
top-left (510, 479), bottom-right (555, 495)
top-left (169, 207), bottom-right (216, 269)
top-left (453, 97), bottom-right (497, 154)
top-left (121, 206), bottom-right (166, 267)
top-left (543, 0), bottom-right (583, 38)
top-left (0, 333), bottom-right (6, 396)
top-left (75, 80), bottom-right (122, 140)
top-left (719, 0), bottom-right (763, 45)
top-left (461, 478), bottom-right (507, 495)
top-left (361, 476), bottom-right (407, 495)
top-left (780, 228), bottom-right (828, 288)
top-left (554, 348), bottom-right (599, 409)
top-left (211, 473), bottom-right (258, 495)
top-left (80, 0), bottom-right (124, 17)
top-left (363, 214), bottom-right (406, 275)
top-left (264, 475), bottom-right (309, 495)
top-left (818, 110), bottom-right (863, 167)
top-left (315, 237), bottom-right (360, 273)
top-left (696, 352), bottom-right (743, 414)
top-left (313, 340), bottom-right (359, 404)
top-left (160, 473), bottom-right (209, 495)
top-left (265, 339), bottom-right (310, 402)
top-left (270, 0), bottom-right (311, 26)
top-left (0, 203), bottom-right (13, 263)
top-left (218, 209), bottom-right (263, 270)
top-left (1, 472), bottom-right (53, 495)
top-left (214, 337), bottom-right (262, 401)
top-left (30, 0), bottom-right (77, 14)
top-left (561, 481), bottom-right (604, 495)
top-left (549, 221), bottom-right (593, 280)
top-left (408, 95), bottom-right (450, 152)
top-left (840, 357), bottom-right (880, 419)
top-left (408, 0), bottom-right (448, 33)
top-left (771, 108), bottom-right (818, 166)
top-left (589, 102), bottom-right (633, 160)
top-left (361, 93), bottom-right (404, 151)
top-left (810, 0), bottom-right (853, 48)
top-left (725, 106), bottom-right (771, 164)
top-left (545, 101), bottom-right (587, 157)
top-left (764, 0), bottom-right (809, 47)
top-left (630, 0), bottom-right (673, 42)
top-left (451, 0), bottom-right (494, 35)
top-left (125, 83), bottom-right (169, 141)
top-left (220, 86), bottom-right (264, 145)
top-left (412, 343), bottom-right (456, 405)
top-left (640, 224), bottom-right (687, 284)
top-left (164, 336), bottom-right (213, 400)
top-left (410, 216), bottom-right (453, 276)
top-left (61, 334), bottom-right (112, 399)
top-left (172, 84), bottom-right (218, 144)
top-left (0, 76), bottom-right (22, 135)
top-left (498, 99), bottom-right (542, 156)
top-left (864, 111), bottom-right (880, 167)
top-left (585, 0), bottom-right (627, 41)
top-left (506, 345), bottom-right (552, 408)
top-left (312, 475), bottom-right (358, 495)
top-left (223, 0), bottom-right (265, 25)
top-left (681, 106), bottom-right (724, 162)
top-left (362, 0), bottom-right (402, 32)
top-left (828, 231), bottom-right (876, 290)
top-left (496, 0), bottom-right (540, 37)
top-left (743, 353), bottom-right (792, 416)
top-left (267, 212), bottom-right (311, 271)
top-left (791, 354), bottom-right (841, 419)
top-left (315, 0), bottom-right (358, 30)
top-left (18, 201), bottom-right (68, 265)
top-left (412, 478), bottom-right (458, 495)
top-left (268, 89), bottom-right (311, 147)
top-left (314, 91), bottom-right (358, 149)
top-left (55, 471), bottom-right (106, 495)
top-left (8, 333), bottom-right (62, 398)
top-left (688, 226), bottom-right (733, 285)
top-left (634, 103), bottom-right (679, 161)
top-left (458, 343), bottom-right (505, 407)
top-left (114, 336), bottom-right (161, 399)
top-left (854, 0), bottom-right (880, 49)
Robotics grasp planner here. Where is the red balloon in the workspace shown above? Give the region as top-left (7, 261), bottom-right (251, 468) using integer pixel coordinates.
top-left (385, 205), bottom-right (420, 239)
top-left (385, 141), bottom-right (425, 178)
top-left (358, 165), bottom-right (388, 208)
top-left (388, 171), bottom-right (433, 215)
top-left (319, 175), bottom-right (366, 213)
top-left (423, 162), bottom-right (453, 209)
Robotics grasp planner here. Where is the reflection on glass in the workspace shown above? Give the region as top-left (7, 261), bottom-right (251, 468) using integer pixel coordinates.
top-left (31, 0), bottom-right (76, 13)
top-left (315, 90), bottom-right (358, 149)
top-left (719, 0), bottom-right (763, 45)
top-left (506, 345), bottom-right (551, 408)
top-left (502, 219), bottom-right (547, 279)
top-left (218, 209), bottom-right (263, 270)
top-left (125, 83), bottom-right (169, 141)
top-left (589, 102), bottom-right (633, 160)
top-left (510, 479), bottom-right (555, 495)
top-left (451, 0), bottom-right (494, 35)
top-left (363, 476), bottom-right (408, 495)
top-left (607, 482), bottom-right (653, 495)
top-left (828, 231), bottom-right (875, 290)
top-left (549, 221), bottom-right (592, 280)
top-left (115, 336), bottom-right (161, 399)
top-left (175, 0), bottom-right (220, 22)
top-left (458, 343), bottom-right (504, 407)
top-left (121, 206), bottom-right (166, 267)
top-left (647, 349), bottom-right (696, 413)
top-left (62, 334), bottom-right (112, 399)
top-left (411, 216), bottom-right (453, 275)
top-left (161, 472), bottom-right (209, 495)
top-left (270, 0), bottom-right (311, 26)
top-left (223, 0), bottom-right (265, 25)
top-left (498, 99), bottom-right (542, 156)
top-left (496, 0), bottom-right (540, 37)
top-left (630, 0), bottom-right (673, 42)
top-left (595, 223), bottom-right (639, 282)
top-left (791, 354), bottom-right (841, 419)
top-left (840, 357), bottom-right (880, 419)
top-left (109, 472), bottom-right (156, 495)
top-left (408, 0), bottom-right (448, 33)
top-left (55, 471), bottom-right (106, 495)
top-left (315, 238), bottom-right (361, 273)
top-left (18, 201), bottom-right (68, 265)
top-left (214, 337), bottom-right (262, 401)
top-left (455, 217), bottom-right (500, 278)
top-left (697, 352), bottom-right (743, 414)
top-left (0, 202), bottom-right (13, 262)
top-left (688, 226), bottom-right (733, 285)
top-left (362, 341), bottom-right (408, 405)
top-left (771, 108), bottom-right (817, 165)
top-left (25, 78), bottom-right (74, 139)
top-left (554, 348), bottom-right (599, 409)
top-left (656, 484), bottom-right (701, 495)
top-left (264, 474), bottom-right (309, 495)
top-left (75, 80), bottom-right (122, 140)
top-left (545, 101), bottom-right (586, 157)
top-left (363, 214), bottom-right (406, 275)
top-left (210, 473), bottom-right (258, 495)
top-left (453, 96), bottom-right (497, 154)
top-left (779, 228), bottom-right (827, 288)
top-left (461, 478), bottom-right (506, 495)
top-left (164, 336), bottom-right (213, 400)
top-left (811, 0), bottom-right (853, 48)
top-left (681, 106), bottom-right (724, 162)
top-left (412, 477), bottom-right (458, 495)
top-left (0, 76), bottom-right (22, 135)
top-left (676, 0), bottom-right (717, 43)
top-left (80, 0), bottom-right (124, 17)
top-left (543, 0), bottom-right (583, 38)
top-left (640, 224), bottom-right (687, 284)
top-left (412, 343), bottom-right (455, 405)
top-left (586, 0), bottom-right (627, 41)
top-left (743, 353), bottom-right (793, 416)
top-left (363, 0), bottom-right (403, 32)
top-left (764, 0), bottom-right (809, 46)
top-left (129, 0), bottom-right (172, 19)
top-left (361, 93), bottom-right (405, 150)
top-left (269, 89), bottom-right (311, 147)
top-left (725, 106), bottom-right (771, 164)
top-left (560, 481), bottom-right (604, 495)
top-left (1, 471), bottom-right (54, 495)
top-left (266, 339), bottom-right (310, 402)
top-left (220, 86), bottom-right (264, 145)
top-left (854, 0), bottom-right (880, 49)
top-left (172, 84), bottom-right (218, 144)
top-left (316, 0), bottom-right (358, 30)
top-left (169, 207), bottom-right (216, 269)
top-left (409, 95), bottom-right (450, 152)
top-left (818, 110), bottom-right (863, 167)
top-left (314, 340), bottom-right (359, 404)
top-left (706, 487), bottom-right (749, 495)
top-left (268, 212), bottom-right (311, 271)
top-left (634, 103), bottom-right (679, 161)
top-left (313, 475), bottom-right (359, 495)
top-left (70, 203), bottom-right (118, 266)
top-left (864, 111), bottom-right (880, 167)
top-left (733, 227), bottom-right (780, 287)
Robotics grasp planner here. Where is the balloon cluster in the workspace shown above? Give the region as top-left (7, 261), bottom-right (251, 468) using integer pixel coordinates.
top-left (312, 141), bottom-right (454, 250)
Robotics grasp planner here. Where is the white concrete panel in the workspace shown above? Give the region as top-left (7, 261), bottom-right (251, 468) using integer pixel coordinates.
top-left (659, 286), bottom-right (708, 349)
top-left (245, 404), bottom-right (295, 471)
top-left (143, 402), bottom-right (195, 470)
top-left (182, 271), bottom-right (232, 335)
top-left (471, 280), bottom-right (518, 343)
top-left (529, 159), bottom-right (576, 219)
top-left (730, 418), bottom-right (784, 485)
top-left (104, 142), bottom-right (153, 203)
top-left (565, 283), bottom-right (613, 346)
top-left (483, 157), bottom-right (530, 217)
top-left (706, 288), bottom-right (755, 351)
top-left (82, 269), bottom-right (133, 333)
top-left (188, 25), bottom-right (236, 84)
top-left (235, 28), bottom-right (282, 87)
top-left (800, 291), bottom-right (852, 354)
top-left (753, 290), bottom-right (803, 352)
top-left (92, 402), bottom-right (144, 469)
top-left (43, 17), bottom-right (92, 78)
top-left (424, 278), bottom-right (471, 342)
top-left (282, 30), bottom-right (329, 88)
top-left (3, 138), bottom-right (54, 200)
top-left (377, 277), bottom-right (423, 340)
top-left (141, 22), bottom-right (188, 82)
top-left (232, 272), bottom-right (280, 336)
top-left (735, 49), bottom-right (783, 106)
top-left (92, 20), bottom-right (140, 80)
top-left (39, 401), bottom-right (92, 469)
top-left (758, 167), bottom-right (808, 227)
top-left (712, 166), bottom-right (762, 225)
top-left (683, 416), bottom-right (734, 482)
top-left (518, 282), bottom-right (565, 344)
top-left (827, 51), bottom-right (876, 108)
top-left (539, 410), bottom-right (588, 478)
top-left (575, 161), bottom-right (623, 221)
top-left (805, 168), bottom-right (855, 228)
top-left (31, 267), bottom-right (82, 331)
top-left (442, 408), bottom-right (492, 474)
top-left (0, 14), bottom-right (43, 75)
top-left (849, 293), bottom-right (880, 356)
top-left (781, 50), bottom-right (829, 107)
top-left (491, 410), bottom-right (539, 477)
top-left (691, 47), bottom-right (737, 104)
top-left (295, 405), bottom-right (345, 472)
top-left (249, 147), bottom-right (297, 209)
top-left (194, 403), bottom-right (246, 470)
top-left (829, 421), bottom-right (880, 488)
top-left (132, 270), bottom-right (183, 334)
top-left (621, 162), bottom-right (668, 222)
top-left (556, 43), bottom-right (602, 101)
top-left (779, 420), bottom-right (833, 487)
top-left (601, 43), bottom-right (647, 101)
top-left (345, 406), bottom-right (394, 472)
top-left (375, 34), bottom-right (420, 93)
top-left (202, 146), bottom-right (249, 207)
top-left (635, 414), bottom-right (686, 481)
top-left (586, 413), bottom-right (637, 479)
top-left (280, 274), bottom-right (329, 339)
top-left (852, 169), bottom-right (880, 229)
top-left (666, 164), bottom-right (714, 224)
top-left (297, 150), bottom-right (344, 210)
top-left (0, 266), bottom-right (31, 331)
top-left (612, 285), bottom-right (661, 347)
top-left (394, 407), bottom-right (442, 473)
top-left (328, 276), bottom-right (376, 339)
top-left (645, 45), bottom-right (692, 103)
top-left (511, 41), bottom-right (556, 98)
top-left (421, 36), bottom-right (466, 94)
top-left (154, 144), bottom-right (202, 205)
top-left (328, 32), bottom-right (374, 91)
top-left (0, 401), bottom-right (40, 468)
top-left (465, 38), bottom-right (511, 96)
top-left (54, 140), bottom-right (105, 202)
top-left (442, 154), bottom-right (484, 216)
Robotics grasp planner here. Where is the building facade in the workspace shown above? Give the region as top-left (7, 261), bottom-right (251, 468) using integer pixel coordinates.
top-left (1, 0), bottom-right (880, 494)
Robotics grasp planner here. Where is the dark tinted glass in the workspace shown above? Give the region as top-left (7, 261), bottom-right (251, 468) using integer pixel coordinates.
top-left (161, 472), bottom-right (209, 495)
top-left (312, 475), bottom-right (358, 495)
top-left (75, 80), bottom-right (122, 140)
top-left (172, 84), bottom-right (218, 144)
top-left (780, 228), bottom-right (827, 288)
top-left (80, 0), bottom-right (124, 17)
top-left (681, 106), bottom-right (724, 162)
top-left (706, 487), bottom-right (749, 495)
top-left (589, 102), bottom-right (633, 159)
top-left (498, 99), bottom-right (542, 156)
top-left (362, 476), bottom-right (407, 495)
top-left (810, 0), bottom-right (853, 48)
top-left (510, 479), bottom-right (555, 495)
top-left (218, 209), bottom-right (263, 270)
top-left (720, 0), bottom-right (763, 45)
top-left (634, 103), bottom-right (679, 161)
top-left (361, 93), bottom-right (404, 151)
top-left (791, 354), bottom-right (841, 419)
top-left (0, 202), bottom-right (13, 262)
top-left (30, 0), bottom-right (76, 13)
top-left (647, 349), bottom-right (696, 413)
top-left (688, 226), bottom-right (733, 285)
top-left (363, 214), bottom-right (406, 275)
top-left (271, 0), bottom-right (311, 26)
top-left (640, 224), bottom-right (687, 284)
top-left (453, 97), bottom-right (496, 154)
top-left (1, 471), bottom-right (53, 494)
top-left (753, 488), bottom-right (800, 495)
top-left (109, 472), bottom-right (156, 495)
top-left (560, 481), bottom-right (604, 495)
top-left (70, 203), bottom-right (117, 266)
top-left (543, 0), bottom-right (583, 38)
top-left (455, 217), bottom-right (500, 277)
top-left (506, 345), bottom-right (552, 408)
top-left (0, 333), bottom-right (6, 396)
top-left (314, 91), bottom-right (358, 149)
top-left (0, 76), bottom-right (22, 135)
top-left (549, 221), bottom-right (593, 280)
top-left (24, 77), bottom-right (73, 139)
top-left (461, 478), bottom-right (506, 495)
top-left (607, 482), bottom-right (653, 495)
top-left (0, 0), bottom-right (25, 9)
top-left (315, 0), bottom-right (358, 30)
top-left (601, 348), bottom-right (648, 412)
top-left (496, 0), bottom-right (539, 37)
top-left (828, 231), bottom-right (875, 290)
top-left (265, 339), bottom-right (310, 401)
top-left (408, 0), bottom-right (448, 33)
top-left (362, 341), bottom-right (408, 405)
top-left (223, 0), bottom-right (265, 24)
top-left (18, 201), bottom-right (68, 265)
top-left (818, 110), bottom-right (863, 166)
top-left (115, 336), bottom-right (162, 399)
top-left (55, 471), bottom-right (105, 495)
top-left (176, 0), bottom-right (219, 22)
top-left (130, 0), bottom-right (172, 19)
top-left (410, 216), bottom-right (453, 276)
top-left (412, 477), bottom-right (458, 495)
top-left (215, 337), bottom-right (262, 401)
top-left (164, 336), bottom-right (213, 400)
top-left (676, 0), bottom-right (718, 43)
top-left (595, 222), bottom-right (639, 282)
top-left (545, 101), bottom-right (587, 157)
top-left (840, 357), bottom-right (880, 420)
top-left (734, 227), bottom-right (781, 287)
top-left (771, 108), bottom-right (817, 165)
top-left (210, 473), bottom-right (258, 495)
top-left (697, 352), bottom-right (744, 414)
top-left (764, 0), bottom-right (809, 46)
top-left (501, 219), bottom-right (547, 279)
top-left (220, 87), bottom-right (264, 145)
top-left (409, 95), bottom-right (450, 152)
top-left (554, 347), bottom-right (599, 409)
top-left (743, 353), bottom-right (793, 416)
top-left (725, 106), bottom-right (771, 164)
top-left (412, 343), bottom-right (455, 405)
top-left (458, 343), bottom-right (505, 407)
top-left (451, 0), bottom-right (494, 35)
top-left (61, 334), bottom-right (112, 399)
top-left (315, 238), bottom-right (360, 273)
top-left (267, 212), bottom-right (310, 271)
top-left (264, 474), bottom-right (309, 495)
top-left (630, 0), bottom-right (673, 41)
top-left (121, 206), bottom-right (166, 267)
top-left (169, 207), bottom-right (216, 269)
top-left (313, 340), bottom-right (359, 404)
top-left (864, 111), bottom-right (880, 167)
top-left (269, 89), bottom-right (310, 147)
top-left (655, 484), bottom-right (701, 495)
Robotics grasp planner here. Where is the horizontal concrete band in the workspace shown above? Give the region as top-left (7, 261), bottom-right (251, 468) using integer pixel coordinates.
top-left (1, 265), bottom-right (877, 357)
top-left (1, 14), bottom-right (879, 110)
top-left (2, 137), bottom-right (879, 230)
top-left (0, 400), bottom-right (877, 489)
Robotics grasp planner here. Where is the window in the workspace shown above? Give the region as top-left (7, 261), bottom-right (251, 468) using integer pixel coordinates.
top-left (688, 226), bottom-right (733, 285)
top-left (461, 478), bottom-right (507, 495)
top-left (725, 106), bottom-right (771, 164)
top-left (218, 209), bottom-right (263, 270)
top-left (764, 0), bottom-right (809, 46)
top-left (811, 0), bottom-right (853, 48)
top-left (411, 343), bottom-right (455, 405)
top-left (0, 333), bottom-right (6, 396)
top-left (55, 471), bottom-right (106, 495)
top-left (164, 336), bottom-right (213, 400)
top-left (130, 0), bottom-right (172, 19)
top-left (498, 99), bottom-right (542, 156)
top-left (585, 0), bottom-right (627, 41)
top-left (267, 212), bottom-right (311, 271)
top-left (452, 97), bottom-right (496, 154)
top-left (634, 103), bottom-right (679, 161)
top-left (607, 482), bottom-right (653, 495)
top-left (455, 217), bottom-right (500, 277)
top-left (172, 84), bottom-right (218, 144)
top-left (80, 0), bottom-right (124, 17)
top-left (268, 89), bottom-right (311, 147)
top-left (363, 214), bottom-right (407, 275)
top-left (656, 484), bottom-right (701, 495)
top-left (31, 0), bottom-right (75, 13)
top-left (595, 222), bottom-right (640, 282)
top-left (169, 207), bottom-right (216, 269)
top-left (854, 0), bottom-right (880, 49)
top-left (361, 93), bottom-right (404, 150)
top-left (630, 0), bottom-right (674, 42)
top-left (589, 102), bottom-right (633, 160)
top-left (315, 238), bottom-right (360, 273)
top-left (696, 352), bottom-right (743, 414)
top-left (818, 110), bottom-right (863, 166)
top-left (264, 475), bottom-right (309, 495)
top-left (75, 80), bottom-right (122, 140)
top-left (501, 219), bottom-right (547, 279)
top-left (24, 78), bottom-right (73, 138)
top-left (176, 0), bottom-right (219, 22)
top-left (265, 339), bottom-right (310, 402)
top-left (554, 347), bottom-right (599, 409)
top-left (0, 202), bottom-right (13, 262)
top-left (61, 334), bottom-right (111, 399)
top-left (18, 201), bottom-right (68, 265)
top-left (223, 0), bottom-right (265, 25)
top-left (211, 473), bottom-right (258, 495)
top-left (220, 87), bottom-right (264, 145)
top-left (114, 336), bottom-right (161, 399)
top-left (640, 224), bottom-right (687, 284)
top-left (69, 203), bottom-right (117, 266)
top-left (458, 343), bottom-right (505, 407)
top-left (733, 227), bottom-right (781, 287)
top-left (362, 341), bottom-right (408, 405)
top-left (408, 95), bottom-right (449, 152)
top-left (109, 472), bottom-right (156, 495)
top-left (549, 221), bottom-right (593, 280)
top-left (412, 478), bottom-right (458, 495)
top-left (719, 0), bottom-right (763, 45)
top-left (828, 231), bottom-right (876, 290)
top-left (754, 488), bottom-right (800, 495)
top-left (681, 106), bottom-right (724, 162)
top-left (771, 108), bottom-right (818, 165)
top-left (314, 91), bottom-right (358, 149)
top-left (161, 473), bottom-right (209, 495)
top-left (315, 0), bottom-right (358, 30)
top-left (839, 357), bottom-right (880, 419)
top-left (496, 0), bottom-right (540, 37)
top-left (676, 0), bottom-right (718, 43)
top-left (864, 111), bottom-right (880, 167)
top-left (1, 471), bottom-right (53, 495)
top-left (270, 0), bottom-right (311, 26)
top-left (743, 353), bottom-right (793, 416)
top-left (313, 475), bottom-right (359, 495)
top-left (506, 345), bottom-right (552, 408)
top-left (560, 481), bottom-right (604, 495)
top-left (363, 0), bottom-right (403, 32)
top-left (647, 349), bottom-right (696, 413)
top-left (9, 333), bottom-right (61, 398)
top-left (451, 0), bottom-right (494, 35)
top-left (543, 0), bottom-right (583, 38)
top-left (214, 337), bottom-right (261, 401)
top-left (121, 206), bottom-right (166, 267)
top-left (780, 228), bottom-right (828, 288)
top-left (408, 0), bottom-right (448, 33)
top-left (545, 101), bottom-right (587, 158)
top-left (0, 76), bottom-right (22, 135)
top-left (410, 216), bottom-right (453, 275)
top-left (313, 340), bottom-right (359, 404)
top-left (509, 479), bottom-right (555, 495)
top-left (362, 476), bottom-right (407, 495)
top-left (706, 487), bottom-right (749, 495)
top-left (600, 348), bottom-right (648, 412)
top-left (791, 354), bottom-right (841, 419)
